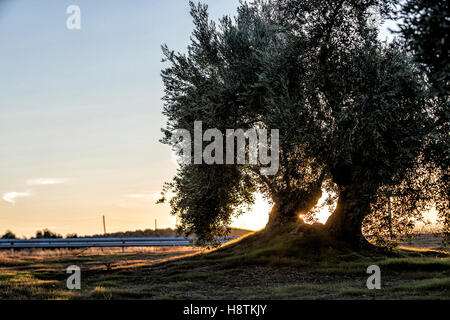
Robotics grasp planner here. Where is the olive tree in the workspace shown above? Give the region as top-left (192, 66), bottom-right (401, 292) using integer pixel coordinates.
top-left (159, 0), bottom-right (445, 248)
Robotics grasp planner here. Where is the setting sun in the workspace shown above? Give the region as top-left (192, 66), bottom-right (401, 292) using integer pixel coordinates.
top-left (231, 194), bottom-right (272, 231)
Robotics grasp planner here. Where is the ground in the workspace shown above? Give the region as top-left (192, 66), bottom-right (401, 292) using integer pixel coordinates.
top-left (0, 231), bottom-right (449, 300)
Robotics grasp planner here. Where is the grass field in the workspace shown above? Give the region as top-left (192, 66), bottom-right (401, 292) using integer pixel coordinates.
top-left (0, 234), bottom-right (449, 300)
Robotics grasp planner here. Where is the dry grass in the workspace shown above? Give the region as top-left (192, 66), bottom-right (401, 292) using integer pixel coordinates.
top-left (0, 246), bottom-right (202, 259)
top-left (0, 230), bottom-right (448, 300)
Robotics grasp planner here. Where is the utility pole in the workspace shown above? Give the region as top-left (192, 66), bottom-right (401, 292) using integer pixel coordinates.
top-left (103, 215), bottom-right (107, 235)
top-left (155, 219), bottom-right (157, 231)
top-left (387, 187), bottom-right (393, 240)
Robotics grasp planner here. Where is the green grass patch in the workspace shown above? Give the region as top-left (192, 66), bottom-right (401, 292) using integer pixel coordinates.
top-left (1, 229), bottom-right (449, 300)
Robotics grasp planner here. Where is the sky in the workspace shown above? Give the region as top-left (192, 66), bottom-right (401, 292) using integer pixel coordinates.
top-left (0, 1), bottom-right (403, 238)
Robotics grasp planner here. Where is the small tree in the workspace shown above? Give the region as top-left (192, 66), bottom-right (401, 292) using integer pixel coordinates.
top-left (1, 230), bottom-right (16, 239)
top-left (35, 229), bottom-right (62, 239)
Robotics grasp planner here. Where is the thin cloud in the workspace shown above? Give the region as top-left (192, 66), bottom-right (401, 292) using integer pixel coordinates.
top-left (2, 191), bottom-right (31, 204)
top-left (27, 178), bottom-right (68, 185)
top-left (128, 192), bottom-right (175, 201)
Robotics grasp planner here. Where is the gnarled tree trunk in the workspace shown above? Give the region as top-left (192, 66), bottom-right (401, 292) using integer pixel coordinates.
top-left (266, 185), bottom-right (323, 228)
top-left (325, 184), bottom-right (371, 247)
top-left (264, 179), bottom-right (373, 249)
top-left (266, 200), bottom-right (303, 227)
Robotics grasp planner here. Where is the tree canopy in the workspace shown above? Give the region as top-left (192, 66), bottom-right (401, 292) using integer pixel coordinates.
top-left (395, 0), bottom-right (449, 240)
top-left (159, 0), bottom-right (448, 247)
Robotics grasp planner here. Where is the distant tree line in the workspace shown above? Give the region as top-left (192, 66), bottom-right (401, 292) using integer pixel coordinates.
top-left (1, 228), bottom-right (252, 239)
top-left (0, 229), bottom-right (63, 239)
